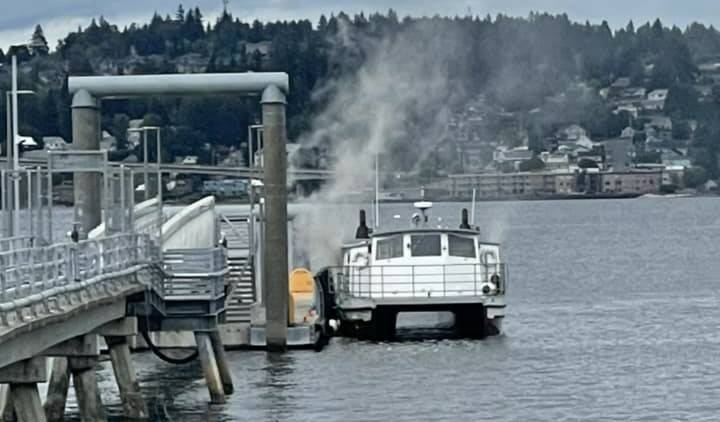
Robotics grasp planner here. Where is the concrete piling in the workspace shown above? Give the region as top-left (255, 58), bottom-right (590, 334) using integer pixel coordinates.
top-left (68, 357), bottom-right (107, 422)
top-left (106, 337), bottom-right (149, 419)
top-left (194, 332), bottom-right (225, 404)
top-left (0, 358), bottom-right (47, 422)
top-left (209, 331), bottom-right (234, 394)
top-left (10, 384), bottom-right (45, 422)
top-left (261, 85), bottom-right (289, 352)
top-left (43, 358), bottom-right (70, 422)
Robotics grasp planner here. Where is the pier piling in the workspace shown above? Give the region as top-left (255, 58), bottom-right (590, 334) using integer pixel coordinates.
top-left (43, 359), bottom-right (70, 422)
top-left (0, 358), bottom-right (47, 422)
top-left (71, 89), bottom-right (102, 237)
top-left (10, 385), bottom-right (45, 422)
top-left (261, 85), bottom-right (289, 352)
top-left (209, 331), bottom-right (234, 394)
top-left (69, 357), bottom-right (107, 422)
top-left (194, 332), bottom-right (226, 404)
top-left (106, 337), bottom-right (149, 419)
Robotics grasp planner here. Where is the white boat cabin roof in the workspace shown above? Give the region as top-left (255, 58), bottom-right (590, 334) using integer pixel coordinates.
top-left (342, 227), bottom-right (500, 251)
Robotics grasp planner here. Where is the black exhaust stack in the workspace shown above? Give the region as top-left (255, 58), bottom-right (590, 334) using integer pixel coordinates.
top-left (356, 209), bottom-right (371, 239)
top-left (460, 208), bottom-right (471, 229)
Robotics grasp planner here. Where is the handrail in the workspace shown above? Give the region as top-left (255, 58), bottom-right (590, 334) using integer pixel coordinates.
top-left (0, 233), bottom-right (157, 326)
top-left (333, 263), bottom-right (508, 300)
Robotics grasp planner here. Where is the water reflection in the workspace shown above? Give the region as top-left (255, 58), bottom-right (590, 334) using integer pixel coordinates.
top-left (258, 352), bottom-right (296, 421)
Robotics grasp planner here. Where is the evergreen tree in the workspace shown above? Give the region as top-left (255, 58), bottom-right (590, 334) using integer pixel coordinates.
top-left (30, 25), bottom-right (50, 55)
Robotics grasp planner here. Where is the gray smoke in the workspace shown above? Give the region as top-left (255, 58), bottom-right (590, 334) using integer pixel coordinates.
top-left (292, 19), bottom-right (463, 270)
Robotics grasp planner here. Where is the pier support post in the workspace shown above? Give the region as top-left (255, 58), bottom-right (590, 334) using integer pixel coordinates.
top-left (10, 385), bottom-right (45, 422)
top-left (105, 337), bottom-right (149, 419)
top-left (1, 384), bottom-right (15, 422)
top-left (193, 332), bottom-right (225, 404)
top-left (0, 358), bottom-right (47, 422)
top-left (71, 89), bottom-right (102, 238)
top-left (261, 85), bottom-right (289, 352)
top-left (44, 358), bottom-right (70, 422)
top-left (68, 357), bottom-right (107, 422)
top-left (209, 331), bottom-right (234, 394)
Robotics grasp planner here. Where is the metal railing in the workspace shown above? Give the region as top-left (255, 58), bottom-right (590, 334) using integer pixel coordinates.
top-left (0, 236), bottom-right (41, 252)
top-left (334, 263), bottom-right (508, 300)
top-left (162, 248), bottom-right (228, 299)
top-left (0, 233), bottom-right (156, 326)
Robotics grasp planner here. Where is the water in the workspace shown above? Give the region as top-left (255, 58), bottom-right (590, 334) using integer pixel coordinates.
top-left (57, 197), bottom-right (720, 421)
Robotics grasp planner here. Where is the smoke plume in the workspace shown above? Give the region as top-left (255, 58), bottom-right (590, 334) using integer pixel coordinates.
top-left (292, 19), bottom-right (465, 270)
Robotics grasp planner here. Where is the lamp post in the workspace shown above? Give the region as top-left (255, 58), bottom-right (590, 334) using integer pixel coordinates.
top-left (6, 46), bottom-right (35, 236)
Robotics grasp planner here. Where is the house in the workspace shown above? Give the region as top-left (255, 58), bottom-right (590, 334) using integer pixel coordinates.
top-left (602, 138), bottom-right (633, 171)
top-left (539, 152), bottom-right (570, 171)
top-left (175, 53), bottom-right (208, 73)
top-left (621, 127), bottom-right (636, 139)
top-left (181, 156), bottom-right (199, 165)
top-left (643, 89), bottom-right (669, 111)
top-left (646, 116), bottom-right (673, 131)
top-left (615, 104), bottom-right (639, 118)
top-left (493, 146), bottom-right (533, 171)
top-left (244, 41), bottom-right (272, 56)
top-left (558, 124), bottom-right (587, 142)
top-left (601, 170), bottom-right (662, 194)
top-left (43, 136), bottom-right (67, 151)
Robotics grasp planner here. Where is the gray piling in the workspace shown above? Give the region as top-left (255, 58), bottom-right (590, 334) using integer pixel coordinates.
top-left (43, 358), bottom-right (70, 422)
top-left (105, 337), bottom-right (149, 419)
top-left (68, 357), bottom-right (107, 422)
top-left (71, 90), bottom-right (102, 237)
top-left (10, 384), bottom-right (46, 422)
top-left (193, 332), bottom-right (225, 404)
top-left (209, 331), bottom-right (234, 394)
top-left (261, 85), bottom-right (289, 352)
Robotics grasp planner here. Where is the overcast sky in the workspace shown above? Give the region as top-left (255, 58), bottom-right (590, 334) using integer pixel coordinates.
top-left (1, 0), bottom-right (719, 52)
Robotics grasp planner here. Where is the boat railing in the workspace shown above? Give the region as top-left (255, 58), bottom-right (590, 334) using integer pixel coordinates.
top-left (333, 263), bottom-right (508, 300)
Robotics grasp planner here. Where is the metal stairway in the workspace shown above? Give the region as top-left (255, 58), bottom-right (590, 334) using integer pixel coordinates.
top-left (220, 214), bottom-right (256, 324)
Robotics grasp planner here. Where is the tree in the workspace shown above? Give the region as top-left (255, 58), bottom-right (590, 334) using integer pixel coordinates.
top-left (672, 120), bottom-right (691, 140)
top-left (30, 25), bottom-right (50, 56)
top-left (683, 166), bottom-right (709, 188)
top-left (665, 85), bottom-right (699, 119)
top-left (176, 4), bottom-right (185, 22)
top-left (518, 157), bottom-right (545, 172)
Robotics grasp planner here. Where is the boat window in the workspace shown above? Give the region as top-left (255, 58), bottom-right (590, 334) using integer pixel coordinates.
top-left (448, 234), bottom-right (476, 258)
top-left (376, 236), bottom-right (403, 260)
top-left (410, 234), bottom-right (441, 257)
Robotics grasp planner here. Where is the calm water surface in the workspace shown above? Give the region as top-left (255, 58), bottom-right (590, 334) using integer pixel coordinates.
top-left (59, 197), bottom-right (720, 421)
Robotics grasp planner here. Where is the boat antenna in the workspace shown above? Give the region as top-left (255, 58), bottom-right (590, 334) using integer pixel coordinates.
top-left (374, 153), bottom-right (380, 229)
top-left (470, 188), bottom-right (477, 226)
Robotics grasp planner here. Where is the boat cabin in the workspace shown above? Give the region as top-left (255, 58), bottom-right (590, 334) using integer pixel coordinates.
top-left (340, 228), bottom-right (505, 300)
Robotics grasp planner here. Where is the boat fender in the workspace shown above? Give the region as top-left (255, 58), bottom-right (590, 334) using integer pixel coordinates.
top-left (329, 319), bottom-right (340, 332)
top-left (480, 282), bottom-right (497, 295)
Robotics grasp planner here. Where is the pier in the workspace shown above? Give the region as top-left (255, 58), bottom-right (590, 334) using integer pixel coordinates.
top-left (0, 71), bottom-right (295, 420)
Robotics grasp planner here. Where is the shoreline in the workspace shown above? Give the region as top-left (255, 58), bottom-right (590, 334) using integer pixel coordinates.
top-left (159, 192), bottom-right (716, 206)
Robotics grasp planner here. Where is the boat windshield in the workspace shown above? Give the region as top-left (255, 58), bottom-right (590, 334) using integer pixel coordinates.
top-left (448, 234), bottom-right (476, 258)
top-left (410, 234), bottom-right (441, 257)
top-left (376, 235), bottom-right (403, 260)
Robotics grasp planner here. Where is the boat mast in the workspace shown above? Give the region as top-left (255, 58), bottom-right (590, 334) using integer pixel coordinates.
top-left (374, 152), bottom-right (380, 229)
top-left (471, 188), bottom-right (477, 226)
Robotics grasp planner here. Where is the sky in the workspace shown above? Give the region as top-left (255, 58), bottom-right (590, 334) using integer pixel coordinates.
top-left (1, 0), bottom-right (719, 52)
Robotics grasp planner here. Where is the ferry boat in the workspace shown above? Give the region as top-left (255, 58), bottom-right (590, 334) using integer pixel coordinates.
top-left (318, 202), bottom-right (507, 340)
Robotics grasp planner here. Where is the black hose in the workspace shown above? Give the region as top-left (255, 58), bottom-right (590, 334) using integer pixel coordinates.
top-left (140, 330), bottom-right (199, 365)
